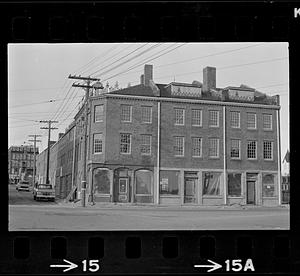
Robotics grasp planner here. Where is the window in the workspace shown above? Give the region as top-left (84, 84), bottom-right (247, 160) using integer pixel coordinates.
top-left (140, 134), bottom-right (151, 155)
top-left (135, 170), bottom-right (153, 194)
top-left (121, 104), bottom-right (132, 122)
top-left (263, 141), bottom-right (273, 160)
top-left (230, 111), bottom-right (240, 128)
top-left (209, 138), bottom-right (219, 158)
top-left (93, 134), bottom-right (103, 154)
top-left (141, 106), bottom-right (152, 123)
top-left (174, 136), bottom-right (184, 156)
top-left (263, 114), bottom-right (272, 130)
top-left (247, 113), bottom-right (256, 129)
top-left (230, 139), bottom-right (241, 159)
top-left (192, 137), bottom-right (202, 157)
top-left (203, 172), bottom-right (221, 195)
top-left (209, 110), bottom-right (219, 127)
top-left (192, 109), bottom-right (202, 126)
top-left (120, 133), bottom-right (131, 154)
top-left (262, 173), bottom-right (276, 197)
top-left (228, 173), bottom-right (242, 196)
top-left (94, 105), bottom-right (104, 122)
top-left (174, 108), bottom-right (185, 125)
top-left (159, 170), bottom-right (180, 195)
top-left (247, 140), bottom-right (257, 159)
top-left (93, 168), bottom-right (110, 194)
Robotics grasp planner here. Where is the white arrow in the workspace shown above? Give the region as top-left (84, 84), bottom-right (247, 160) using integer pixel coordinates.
top-left (50, 259), bottom-right (78, 272)
top-left (194, 259), bottom-right (222, 272)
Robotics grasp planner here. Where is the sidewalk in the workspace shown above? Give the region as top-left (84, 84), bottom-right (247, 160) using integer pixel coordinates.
top-left (56, 199), bottom-right (290, 211)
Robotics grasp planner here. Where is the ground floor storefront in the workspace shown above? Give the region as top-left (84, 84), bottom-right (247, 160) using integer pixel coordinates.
top-left (77, 164), bottom-right (280, 206)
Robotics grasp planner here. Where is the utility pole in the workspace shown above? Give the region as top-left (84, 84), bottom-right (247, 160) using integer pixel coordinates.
top-left (68, 74), bottom-right (102, 207)
top-left (40, 120), bottom-right (58, 185)
top-left (28, 134), bottom-right (42, 187)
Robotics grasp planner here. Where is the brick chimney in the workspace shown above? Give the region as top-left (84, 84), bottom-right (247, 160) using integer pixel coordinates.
top-left (140, 74), bottom-right (145, 85)
top-left (203, 66), bottom-right (216, 92)
top-left (144, 64), bottom-right (153, 86)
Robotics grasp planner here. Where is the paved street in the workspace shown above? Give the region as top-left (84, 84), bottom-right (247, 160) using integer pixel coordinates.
top-left (8, 185), bottom-right (289, 231)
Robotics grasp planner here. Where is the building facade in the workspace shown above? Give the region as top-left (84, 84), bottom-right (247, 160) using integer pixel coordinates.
top-left (36, 64), bottom-right (282, 206)
top-left (83, 65), bottom-right (281, 206)
top-left (8, 145), bottom-right (39, 184)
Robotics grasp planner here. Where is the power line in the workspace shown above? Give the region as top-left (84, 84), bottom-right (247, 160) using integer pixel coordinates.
top-left (102, 43), bottom-right (187, 83)
top-left (72, 44), bottom-right (121, 75)
top-left (90, 43), bottom-right (150, 77)
top-left (95, 43), bottom-right (162, 78)
top-left (154, 56), bottom-right (288, 82)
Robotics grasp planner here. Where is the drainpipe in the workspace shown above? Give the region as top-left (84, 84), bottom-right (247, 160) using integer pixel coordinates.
top-left (156, 101), bottom-right (161, 205)
top-left (276, 108), bottom-right (282, 205)
top-left (71, 125), bottom-right (76, 199)
top-left (223, 106), bottom-right (227, 205)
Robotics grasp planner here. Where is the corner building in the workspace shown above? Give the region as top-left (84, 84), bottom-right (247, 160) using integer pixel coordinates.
top-left (83, 65), bottom-right (281, 206)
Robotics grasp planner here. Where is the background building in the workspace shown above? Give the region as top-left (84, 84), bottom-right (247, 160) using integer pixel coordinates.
top-left (8, 145), bottom-right (39, 184)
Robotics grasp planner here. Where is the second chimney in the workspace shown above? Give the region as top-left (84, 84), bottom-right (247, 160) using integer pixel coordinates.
top-left (203, 66), bottom-right (216, 92)
top-left (144, 64), bottom-right (153, 86)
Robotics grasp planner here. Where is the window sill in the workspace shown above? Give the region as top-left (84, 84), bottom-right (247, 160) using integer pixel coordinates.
top-left (231, 158), bottom-right (241, 160)
top-left (192, 125), bottom-right (202, 127)
top-left (209, 125), bottom-right (219, 128)
top-left (262, 196), bottom-right (277, 198)
top-left (94, 121), bottom-right (104, 123)
top-left (209, 157), bottom-right (220, 159)
top-left (263, 159), bottom-right (274, 162)
top-left (160, 195), bottom-right (180, 197)
top-left (263, 129), bottom-right (273, 132)
top-left (93, 153), bottom-right (103, 155)
top-left (231, 127), bottom-right (241, 129)
top-left (202, 195), bottom-right (222, 199)
top-left (120, 153), bottom-right (131, 155)
top-left (228, 196), bottom-right (243, 198)
top-left (136, 194), bottom-right (152, 196)
top-left (192, 156), bottom-right (203, 158)
top-left (247, 158), bottom-right (257, 161)
top-left (141, 122), bottom-right (152, 124)
top-left (247, 128), bottom-right (257, 131)
top-left (174, 155), bottom-right (185, 158)
top-left (174, 124), bottom-right (185, 126)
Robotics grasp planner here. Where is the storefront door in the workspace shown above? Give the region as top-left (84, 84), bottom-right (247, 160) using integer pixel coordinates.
top-left (184, 178), bottom-right (196, 203)
top-left (246, 181), bottom-right (256, 204)
top-left (118, 178), bottom-right (129, 203)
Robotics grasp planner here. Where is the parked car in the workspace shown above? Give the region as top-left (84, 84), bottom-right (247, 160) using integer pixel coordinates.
top-left (16, 181), bottom-right (30, 192)
top-left (33, 184), bottom-right (55, 201)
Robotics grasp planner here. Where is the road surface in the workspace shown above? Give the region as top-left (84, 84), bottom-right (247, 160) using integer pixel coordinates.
top-left (8, 185), bottom-right (289, 231)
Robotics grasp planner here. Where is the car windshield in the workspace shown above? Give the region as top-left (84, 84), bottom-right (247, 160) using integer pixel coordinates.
top-left (38, 185), bottom-right (52, 189)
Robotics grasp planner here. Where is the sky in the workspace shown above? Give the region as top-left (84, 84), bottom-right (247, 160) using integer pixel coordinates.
top-left (8, 42), bottom-right (289, 160)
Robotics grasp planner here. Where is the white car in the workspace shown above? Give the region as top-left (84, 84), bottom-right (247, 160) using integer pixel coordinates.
top-left (33, 184), bottom-right (55, 201)
top-left (16, 181), bottom-right (30, 192)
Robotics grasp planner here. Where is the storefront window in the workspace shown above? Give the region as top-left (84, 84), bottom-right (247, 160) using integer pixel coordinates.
top-left (160, 170), bottom-right (180, 195)
top-left (135, 170), bottom-right (153, 194)
top-left (262, 173), bottom-right (276, 197)
top-left (228, 173), bottom-right (242, 196)
top-left (203, 172), bottom-right (221, 195)
top-left (93, 168), bottom-right (110, 194)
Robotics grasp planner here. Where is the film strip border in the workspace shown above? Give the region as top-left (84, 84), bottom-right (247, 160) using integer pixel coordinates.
top-left (0, 231), bottom-right (299, 273)
top-left (0, 2), bottom-right (298, 42)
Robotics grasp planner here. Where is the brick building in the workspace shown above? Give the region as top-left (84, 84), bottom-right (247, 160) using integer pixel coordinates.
top-left (36, 64), bottom-right (281, 206)
top-left (83, 64), bottom-right (281, 206)
top-left (8, 145), bottom-right (39, 184)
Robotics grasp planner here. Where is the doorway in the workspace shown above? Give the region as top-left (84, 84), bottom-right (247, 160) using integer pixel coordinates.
top-left (118, 178), bottom-right (129, 202)
top-left (184, 172), bottom-right (198, 204)
top-left (246, 181), bottom-right (256, 204)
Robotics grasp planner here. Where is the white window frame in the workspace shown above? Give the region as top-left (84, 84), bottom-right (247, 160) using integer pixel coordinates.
top-left (93, 133), bottom-right (103, 154)
top-left (247, 140), bottom-right (257, 160)
top-left (174, 108), bottom-right (185, 126)
top-left (230, 139), bottom-right (241, 159)
top-left (191, 109), bottom-right (203, 127)
top-left (94, 104), bottom-right (104, 122)
top-left (141, 106), bottom-right (152, 123)
top-left (247, 112), bottom-right (257, 129)
top-left (263, 114), bottom-right (273, 130)
top-left (230, 111), bottom-right (240, 128)
top-left (120, 104), bottom-right (132, 122)
top-left (140, 134), bottom-right (152, 155)
top-left (174, 136), bottom-right (184, 156)
top-left (209, 110), bottom-right (219, 127)
top-left (209, 138), bottom-right (219, 158)
top-left (120, 133), bottom-right (131, 154)
top-left (263, 140), bottom-right (274, 160)
top-left (192, 137), bottom-right (202, 157)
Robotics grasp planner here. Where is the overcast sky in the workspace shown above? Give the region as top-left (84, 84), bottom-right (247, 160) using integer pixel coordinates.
top-left (8, 42), bottom-right (289, 159)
